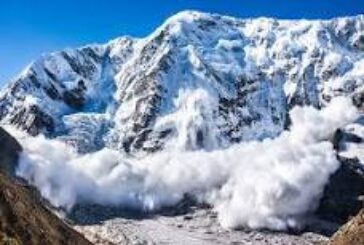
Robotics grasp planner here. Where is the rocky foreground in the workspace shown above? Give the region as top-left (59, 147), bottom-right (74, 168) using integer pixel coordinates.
top-left (329, 209), bottom-right (364, 245)
top-left (0, 128), bottom-right (91, 245)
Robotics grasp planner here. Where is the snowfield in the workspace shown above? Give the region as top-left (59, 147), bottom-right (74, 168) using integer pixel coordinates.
top-left (1, 11), bottom-right (364, 154)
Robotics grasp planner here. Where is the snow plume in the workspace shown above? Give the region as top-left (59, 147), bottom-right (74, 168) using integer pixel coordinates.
top-left (11, 93), bottom-right (358, 231)
top-left (154, 88), bottom-right (222, 151)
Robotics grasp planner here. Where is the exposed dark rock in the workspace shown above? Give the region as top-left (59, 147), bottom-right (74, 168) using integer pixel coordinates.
top-left (353, 34), bottom-right (364, 51)
top-left (45, 84), bottom-right (61, 101)
top-left (120, 74), bottom-right (163, 153)
top-left (0, 127), bottom-right (91, 245)
top-left (332, 127), bottom-right (363, 152)
top-left (63, 91), bottom-right (84, 110)
top-left (316, 155), bottom-right (364, 224)
top-left (63, 80), bottom-right (87, 109)
top-left (0, 127), bottom-right (22, 176)
top-left (44, 67), bottom-right (58, 82)
top-left (9, 105), bottom-right (54, 136)
top-left (352, 91), bottom-right (364, 109)
top-left (81, 47), bottom-right (103, 63)
top-left (0, 171), bottom-right (92, 245)
top-left (332, 129), bottom-right (345, 151)
top-left (328, 209), bottom-right (364, 245)
top-left (28, 73), bottom-right (41, 89)
top-left (61, 52), bottom-right (97, 80)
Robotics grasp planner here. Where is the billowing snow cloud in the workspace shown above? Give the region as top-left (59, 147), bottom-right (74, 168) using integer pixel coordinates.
top-left (9, 91), bottom-right (358, 231)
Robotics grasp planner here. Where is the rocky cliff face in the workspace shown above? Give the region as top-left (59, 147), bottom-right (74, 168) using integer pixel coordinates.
top-left (0, 127), bottom-right (91, 245)
top-left (328, 209), bottom-right (364, 245)
top-left (1, 11), bottom-right (364, 155)
top-left (0, 127), bottom-right (22, 176)
top-left (0, 171), bottom-right (92, 245)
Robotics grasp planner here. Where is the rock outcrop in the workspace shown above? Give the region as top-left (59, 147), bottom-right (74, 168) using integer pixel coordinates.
top-left (0, 127), bottom-right (91, 245)
top-left (328, 209), bottom-right (364, 245)
top-left (0, 127), bottom-right (22, 176)
top-left (317, 156), bottom-right (364, 224)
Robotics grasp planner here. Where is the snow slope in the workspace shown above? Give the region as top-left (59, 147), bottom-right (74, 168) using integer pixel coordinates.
top-left (1, 11), bottom-right (364, 155)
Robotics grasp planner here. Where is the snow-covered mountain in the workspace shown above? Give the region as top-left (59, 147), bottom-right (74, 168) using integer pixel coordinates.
top-left (1, 11), bottom-right (364, 155)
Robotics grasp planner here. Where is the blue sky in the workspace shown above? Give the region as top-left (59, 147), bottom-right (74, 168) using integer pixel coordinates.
top-left (1, 0), bottom-right (363, 86)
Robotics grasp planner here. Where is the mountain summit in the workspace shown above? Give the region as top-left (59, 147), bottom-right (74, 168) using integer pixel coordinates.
top-left (1, 11), bottom-right (364, 155)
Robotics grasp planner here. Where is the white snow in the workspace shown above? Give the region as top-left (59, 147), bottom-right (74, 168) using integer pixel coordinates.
top-left (1, 12), bottom-right (364, 153)
top-left (10, 96), bottom-right (358, 231)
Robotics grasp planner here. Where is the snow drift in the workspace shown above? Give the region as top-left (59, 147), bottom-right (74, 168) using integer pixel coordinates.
top-left (10, 93), bottom-right (358, 231)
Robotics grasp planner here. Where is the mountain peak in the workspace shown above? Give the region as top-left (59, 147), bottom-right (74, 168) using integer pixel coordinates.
top-left (166, 10), bottom-right (207, 23)
top-left (0, 12), bottom-right (364, 154)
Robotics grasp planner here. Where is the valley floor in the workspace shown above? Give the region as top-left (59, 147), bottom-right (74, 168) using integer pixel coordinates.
top-left (72, 206), bottom-right (332, 245)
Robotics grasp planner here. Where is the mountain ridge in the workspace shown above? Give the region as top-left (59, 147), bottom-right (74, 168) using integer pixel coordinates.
top-left (1, 11), bottom-right (364, 155)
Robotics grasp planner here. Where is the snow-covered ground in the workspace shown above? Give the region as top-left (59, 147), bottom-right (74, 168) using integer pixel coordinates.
top-left (73, 207), bottom-right (330, 245)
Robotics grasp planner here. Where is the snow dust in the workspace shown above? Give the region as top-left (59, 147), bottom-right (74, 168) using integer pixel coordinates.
top-left (8, 91), bottom-right (358, 231)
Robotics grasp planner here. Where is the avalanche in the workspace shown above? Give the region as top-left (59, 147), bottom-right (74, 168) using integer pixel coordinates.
top-left (10, 95), bottom-right (358, 231)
